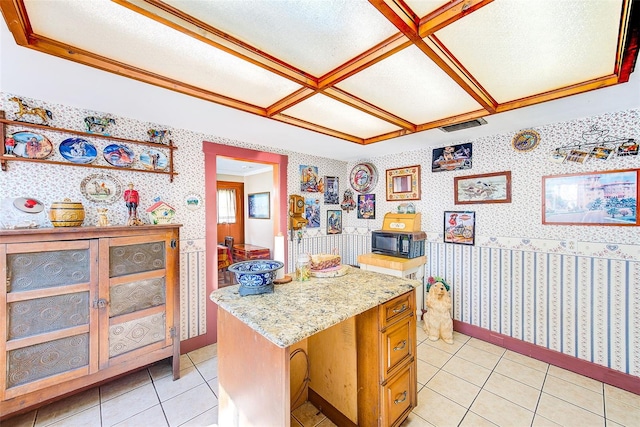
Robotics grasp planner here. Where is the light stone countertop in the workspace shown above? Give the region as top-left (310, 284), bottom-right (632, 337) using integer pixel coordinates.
top-left (210, 266), bottom-right (419, 348)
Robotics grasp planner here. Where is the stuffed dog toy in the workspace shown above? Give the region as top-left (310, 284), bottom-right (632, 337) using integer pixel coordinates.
top-left (423, 279), bottom-right (453, 344)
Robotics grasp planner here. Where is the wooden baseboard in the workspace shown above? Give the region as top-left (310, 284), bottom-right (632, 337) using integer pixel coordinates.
top-left (453, 320), bottom-right (640, 395)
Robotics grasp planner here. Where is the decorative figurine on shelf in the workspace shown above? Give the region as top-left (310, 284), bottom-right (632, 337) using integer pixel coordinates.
top-left (124, 183), bottom-right (144, 226)
top-left (96, 208), bottom-right (110, 227)
top-left (9, 96), bottom-right (53, 126)
top-left (423, 276), bottom-right (454, 344)
top-left (4, 136), bottom-right (16, 156)
top-left (84, 116), bottom-right (116, 135)
top-left (147, 129), bottom-right (171, 144)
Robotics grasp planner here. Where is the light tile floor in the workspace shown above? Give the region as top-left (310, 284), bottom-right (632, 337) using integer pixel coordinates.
top-left (4, 323), bottom-right (640, 427)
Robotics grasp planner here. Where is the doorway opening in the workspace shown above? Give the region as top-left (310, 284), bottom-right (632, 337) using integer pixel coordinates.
top-left (180, 142), bottom-right (288, 353)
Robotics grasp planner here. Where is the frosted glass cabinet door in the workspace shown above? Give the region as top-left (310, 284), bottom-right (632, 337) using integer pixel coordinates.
top-left (99, 231), bottom-right (178, 367)
top-left (0, 240), bottom-right (99, 400)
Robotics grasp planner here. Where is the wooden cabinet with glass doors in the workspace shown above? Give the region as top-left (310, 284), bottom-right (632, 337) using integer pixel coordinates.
top-left (0, 225), bottom-right (180, 419)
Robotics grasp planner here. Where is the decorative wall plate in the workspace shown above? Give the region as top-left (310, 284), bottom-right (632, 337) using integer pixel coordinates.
top-left (103, 144), bottom-right (135, 167)
top-left (80, 173), bottom-right (123, 204)
top-left (59, 137), bottom-right (97, 164)
top-left (349, 162), bottom-right (378, 193)
top-left (512, 130), bottom-right (541, 152)
top-left (139, 148), bottom-right (168, 170)
top-left (185, 193), bottom-right (202, 210)
top-left (9, 131), bottom-right (53, 159)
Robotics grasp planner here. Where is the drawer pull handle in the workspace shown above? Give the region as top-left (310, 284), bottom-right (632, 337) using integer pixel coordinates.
top-left (394, 391), bottom-right (407, 404)
top-left (393, 340), bottom-right (407, 351)
top-left (392, 304), bottom-right (407, 314)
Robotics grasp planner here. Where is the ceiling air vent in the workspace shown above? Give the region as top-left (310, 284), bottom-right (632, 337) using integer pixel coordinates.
top-left (439, 118), bottom-right (487, 132)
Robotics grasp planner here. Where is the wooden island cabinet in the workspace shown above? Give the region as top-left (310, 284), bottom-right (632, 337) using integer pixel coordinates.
top-left (0, 225), bottom-right (181, 419)
top-left (211, 267), bottom-right (418, 426)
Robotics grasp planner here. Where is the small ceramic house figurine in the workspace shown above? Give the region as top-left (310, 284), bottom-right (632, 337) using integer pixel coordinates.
top-left (146, 201), bottom-right (176, 225)
top-left (423, 276), bottom-right (454, 344)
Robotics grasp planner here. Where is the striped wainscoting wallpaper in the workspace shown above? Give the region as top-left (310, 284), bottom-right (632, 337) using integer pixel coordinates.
top-left (286, 228), bottom-right (371, 272)
top-left (427, 234), bottom-right (640, 378)
top-left (180, 239), bottom-right (207, 340)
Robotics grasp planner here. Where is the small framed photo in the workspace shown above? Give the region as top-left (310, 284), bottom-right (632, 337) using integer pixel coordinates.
top-left (542, 169), bottom-right (639, 225)
top-left (444, 211), bottom-right (475, 245)
top-left (247, 192), bottom-right (270, 219)
top-left (386, 165), bottom-right (421, 201)
top-left (324, 176), bottom-right (339, 204)
top-left (454, 171), bottom-right (511, 204)
top-left (357, 194), bottom-right (375, 219)
top-left (327, 210), bottom-right (342, 234)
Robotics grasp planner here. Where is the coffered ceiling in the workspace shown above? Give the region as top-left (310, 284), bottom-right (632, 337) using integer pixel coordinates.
top-left (1, 0), bottom-right (638, 146)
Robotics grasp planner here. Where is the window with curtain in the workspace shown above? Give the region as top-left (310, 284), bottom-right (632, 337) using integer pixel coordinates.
top-left (217, 189), bottom-right (237, 224)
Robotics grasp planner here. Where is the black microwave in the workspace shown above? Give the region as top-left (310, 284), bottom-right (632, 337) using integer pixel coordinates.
top-left (371, 230), bottom-right (426, 259)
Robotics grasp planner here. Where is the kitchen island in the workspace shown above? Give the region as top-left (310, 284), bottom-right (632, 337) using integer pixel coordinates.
top-left (210, 266), bottom-right (419, 426)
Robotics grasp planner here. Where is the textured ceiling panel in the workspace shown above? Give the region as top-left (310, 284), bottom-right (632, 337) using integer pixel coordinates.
top-left (25, 0), bottom-right (302, 106)
top-left (336, 45), bottom-right (483, 124)
top-left (435, 0), bottom-right (623, 103)
top-left (163, 0), bottom-right (401, 76)
top-left (283, 94), bottom-right (402, 138)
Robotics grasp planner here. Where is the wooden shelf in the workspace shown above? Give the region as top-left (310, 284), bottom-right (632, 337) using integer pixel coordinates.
top-left (0, 111), bottom-right (178, 181)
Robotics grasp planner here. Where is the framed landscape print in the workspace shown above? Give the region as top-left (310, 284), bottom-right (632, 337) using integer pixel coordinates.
top-left (386, 165), bottom-right (421, 201)
top-left (444, 211), bottom-right (475, 245)
top-left (454, 171), bottom-right (512, 204)
top-left (542, 169), bottom-right (639, 225)
top-left (247, 192), bottom-right (270, 219)
top-left (327, 210), bottom-right (342, 234)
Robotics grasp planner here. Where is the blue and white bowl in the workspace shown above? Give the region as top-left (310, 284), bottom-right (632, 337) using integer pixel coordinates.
top-left (228, 260), bottom-right (284, 296)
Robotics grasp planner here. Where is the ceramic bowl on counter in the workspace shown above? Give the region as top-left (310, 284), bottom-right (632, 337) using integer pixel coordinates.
top-left (228, 260), bottom-right (284, 296)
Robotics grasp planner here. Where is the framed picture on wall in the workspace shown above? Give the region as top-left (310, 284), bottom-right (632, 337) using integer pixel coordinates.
top-left (327, 210), bottom-right (342, 234)
top-left (432, 143), bottom-right (472, 172)
top-left (444, 211), bottom-right (475, 245)
top-left (248, 192), bottom-right (270, 219)
top-left (454, 171), bottom-right (512, 204)
top-left (357, 193), bottom-right (375, 219)
top-left (324, 176), bottom-right (339, 204)
top-left (386, 165), bottom-right (421, 201)
top-left (542, 169), bottom-right (639, 225)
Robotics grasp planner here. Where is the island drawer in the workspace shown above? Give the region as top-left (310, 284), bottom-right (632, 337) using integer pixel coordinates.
top-left (381, 292), bottom-right (414, 329)
top-left (381, 362), bottom-right (415, 427)
top-left (382, 315), bottom-right (414, 379)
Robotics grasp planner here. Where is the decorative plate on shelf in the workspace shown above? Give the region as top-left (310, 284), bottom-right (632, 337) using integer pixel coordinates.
top-left (59, 137), bottom-right (97, 164)
top-left (349, 162), bottom-right (378, 193)
top-left (103, 144), bottom-right (135, 167)
top-left (80, 173), bottom-right (123, 204)
top-left (8, 131), bottom-right (53, 159)
top-left (512, 130), bottom-right (541, 152)
top-left (139, 148), bottom-right (168, 171)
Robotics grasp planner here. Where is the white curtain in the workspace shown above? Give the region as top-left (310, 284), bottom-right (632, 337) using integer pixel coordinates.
top-left (217, 189), bottom-right (236, 224)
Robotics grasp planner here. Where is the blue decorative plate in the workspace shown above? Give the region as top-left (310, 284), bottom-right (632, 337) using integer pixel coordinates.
top-left (59, 138), bottom-right (97, 164)
top-left (103, 144), bottom-right (135, 167)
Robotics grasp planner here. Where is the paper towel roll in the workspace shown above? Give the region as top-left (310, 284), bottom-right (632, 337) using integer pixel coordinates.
top-left (274, 232), bottom-right (285, 279)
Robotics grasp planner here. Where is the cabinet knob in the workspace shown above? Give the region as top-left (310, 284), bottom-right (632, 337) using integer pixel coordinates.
top-left (394, 391), bottom-right (407, 404)
top-left (93, 298), bottom-right (108, 309)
